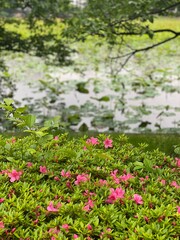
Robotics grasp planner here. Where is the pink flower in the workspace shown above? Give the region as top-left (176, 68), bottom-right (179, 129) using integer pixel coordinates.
top-left (47, 201), bottom-right (61, 212)
top-left (87, 224), bottom-right (93, 230)
top-left (175, 158), bottom-right (180, 167)
top-left (86, 137), bottom-right (99, 145)
top-left (54, 136), bottom-right (59, 140)
top-left (8, 169), bottom-right (22, 182)
top-left (83, 190), bottom-right (96, 197)
top-left (75, 174), bottom-right (89, 185)
top-left (61, 170), bottom-right (71, 178)
top-left (177, 206), bottom-right (180, 214)
top-left (160, 179), bottom-right (166, 185)
top-left (48, 227), bottom-right (60, 234)
top-left (144, 216), bottom-right (149, 223)
top-left (54, 176), bottom-right (60, 181)
top-left (106, 188), bottom-right (125, 204)
top-left (103, 138), bottom-right (113, 148)
top-left (73, 234), bottom-right (79, 239)
top-left (48, 227), bottom-right (60, 238)
top-left (171, 181), bottom-right (180, 189)
top-left (0, 198), bottom-right (4, 203)
top-left (110, 170), bottom-right (120, 184)
top-left (133, 194), bottom-right (143, 205)
top-left (33, 219), bottom-right (39, 225)
top-left (0, 221), bottom-right (4, 228)
top-left (62, 224), bottom-right (69, 232)
top-left (11, 137), bottom-right (16, 144)
top-left (83, 204), bottom-right (90, 212)
top-left (120, 173), bottom-right (134, 182)
top-left (40, 166), bottom-right (48, 174)
top-left (27, 162), bottom-right (33, 168)
top-left (99, 179), bottom-right (108, 186)
top-left (83, 199), bottom-right (94, 212)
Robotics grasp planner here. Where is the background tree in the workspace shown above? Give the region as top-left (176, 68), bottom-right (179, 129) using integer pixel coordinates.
top-left (0, 0), bottom-right (73, 65)
top-left (65, 0), bottom-right (180, 68)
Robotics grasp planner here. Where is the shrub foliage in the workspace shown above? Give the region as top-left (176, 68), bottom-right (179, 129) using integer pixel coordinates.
top-left (0, 131), bottom-right (180, 239)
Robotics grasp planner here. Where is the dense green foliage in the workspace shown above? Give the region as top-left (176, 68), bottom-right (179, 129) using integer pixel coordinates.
top-left (0, 100), bottom-right (180, 239)
top-left (0, 0), bottom-right (73, 65)
top-left (65, 0), bottom-right (180, 57)
top-left (0, 132), bottom-right (180, 239)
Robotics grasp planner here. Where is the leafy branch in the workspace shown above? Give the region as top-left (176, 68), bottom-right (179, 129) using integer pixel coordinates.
top-left (110, 29), bottom-right (180, 69)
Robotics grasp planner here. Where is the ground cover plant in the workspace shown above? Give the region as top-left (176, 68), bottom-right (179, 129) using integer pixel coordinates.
top-left (0, 100), bottom-right (180, 239)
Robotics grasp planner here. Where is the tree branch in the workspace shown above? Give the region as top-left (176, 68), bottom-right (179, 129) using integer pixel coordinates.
top-left (111, 31), bottom-right (180, 69)
top-left (111, 29), bottom-right (180, 36)
top-left (150, 2), bottom-right (180, 15)
top-left (109, 2), bottom-right (180, 26)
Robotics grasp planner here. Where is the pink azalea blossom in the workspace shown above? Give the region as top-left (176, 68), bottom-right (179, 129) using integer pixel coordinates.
top-left (48, 227), bottom-right (60, 239)
top-left (11, 137), bottom-right (16, 144)
top-left (160, 179), bottom-right (166, 185)
top-left (83, 190), bottom-right (96, 197)
top-left (87, 224), bottom-right (93, 230)
top-left (11, 227), bottom-right (16, 233)
top-left (120, 173), bottom-right (134, 182)
top-left (177, 206), bottom-right (180, 214)
top-left (175, 158), bottom-right (180, 167)
top-left (47, 201), bottom-right (61, 212)
top-left (99, 179), bottom-right (108, 186)
top-left (61, 170), bottom-right (71, 178)
top-left (0, 198), bottom-right (4, 203)
top-left (75, 174), bottom-right (89, 185)
top-left (83, 199), bottom-right (94, 212)
top-left (40, 166), bottom-right (48, 174)
top-left (103, 138), bottom-right (113, 148)
top-left (106, 188), bottom-right (125, 204)
top-left (86, 137), bottom-right (99, 145)
top-left (144, 216), bottom-right (149, 223)
top-left (54, 136), bottom-right (59, 140)
top-left (62, 224), bottom-right (69, 232)
top-left (54, 176), bottom-right (60, 181)
top-left (73, 234), bottom-right (79, 239)
top-left (48, 227), bottom-right (59, 234)
top-left (83, 204), bottom-right (91, 212)
top-left (133, 194), bottom-right (143, 205)
top-left (110, 170), bottom-right (120, 184)
top-left (171, 181), bottom-right (180, 189)
top-left (27, 162), bottom-right (33, 168)
top-left (0, 221), bottom-right (4, 228)
top-left (8, 169), bottom-right (22, 182)
top-left (33, 219), bottom-right (39, 225)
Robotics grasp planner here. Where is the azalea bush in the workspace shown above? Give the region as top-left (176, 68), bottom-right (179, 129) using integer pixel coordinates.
top-left (0, 100), bottom-right (180, 239)
top-left (0, 133), bottom-right (180, 239)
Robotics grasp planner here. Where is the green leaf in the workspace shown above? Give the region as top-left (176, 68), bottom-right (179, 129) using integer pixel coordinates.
top-left (76, 82), bottom-right (89, 93)
top-left (25, 115), bottom-right (36, 128)
top-left (144, 159), bottom-right (153, 172)
top-left (99, 96), bottom-right (110, 102)
top-left (4, 98), bottom-right (14, 106)
top-left (79, 123), bottom-right (88, 132)
top-left (174, 147), bottom-right (180, 155)
top-left (27, 148), bottom-right (36, 154)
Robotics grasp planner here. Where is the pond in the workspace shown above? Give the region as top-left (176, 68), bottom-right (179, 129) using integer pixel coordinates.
top-left (2, 37), bottom-right (180, 133)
